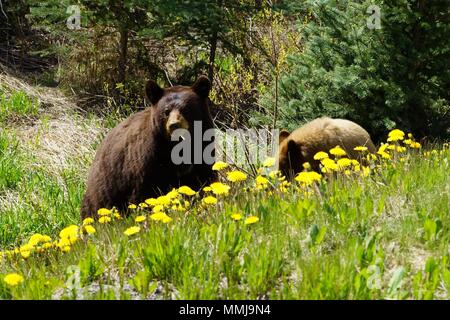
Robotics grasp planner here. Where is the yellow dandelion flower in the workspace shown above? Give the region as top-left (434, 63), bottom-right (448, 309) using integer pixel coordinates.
top-left (362, 166), bottom-right (371, 177)
top-left (302, 162), bottom-right (311, 170)
top-left (145, 198), bottom-right (158, 206)
top-left (128, 204), bottom-right (137, 209)
top-left (244, 216), bottom-right (260, 225)
top-left (19, 244), bottom-right (33, 258)
top-left (210, 182), bottom-right (231, 195)
top-left (166, 188), bottom-right (179, 199)
top-left (212, 161), bottom-right (228, 171)
top-left (411, 142), bottom-right (421, 149)
top-left (329, 146), bottom-right (346, 157)
top-left (313, 151), bottom-right (329, 160)
top-left (139, 202), bottom-right (149, 208)
top-left (387, 129), bottom-right (405, 142)
top-left (354, 146), bottom-right (368, 152)
top-left (230, 213), bottom-right (242, 221)
top-left (82, 218), bottom-right (94, 226)
top-left (337, 158), bottom-right (352, 168)
top-left (59, 225), bottom-right (79, 243)
top-left (156, 195), bottom-right (171, 206)
top-left (321, 158), bottom-right (338, 171)
top-left (98, 216), bottom-right (111, 224)
top-left (203, 186), bottom-right (212, 192)
top-left (255, 175), bottom-right (269, 185)
top-left (153, 204), bottom-right (164, 213)
top-left (268, 170), bottom-right (281, 179)
top-left (178, 186), bottom-right (196, 196)
top-left (4, 273), bottom-right (24, 286)
top-left (262, 157), bottom-right (276, 167)
top-left (295, 171), bottom-right (322, 185)
top-left (83, 225), bottom-right (96, 235)
top-left (377, 151), bottom-right (391, 159)
top-left (150, 212), bottom-right (173, 223)
top-left (135, 215), bottom-right (146, 223)
top-left (28, 234), bottom-right (51, 247)
top-left (124, 226), bottom-right (141, 236)
top-left (97, 208), bottom-right (112, 216)
top-left (202, 196), bottom-right (218, 205)
top-left (227, 170), bottom-right (247, 182)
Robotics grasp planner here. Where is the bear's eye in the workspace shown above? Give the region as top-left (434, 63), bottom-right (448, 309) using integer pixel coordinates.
top-left (164, 107), bottom-right (171, 116)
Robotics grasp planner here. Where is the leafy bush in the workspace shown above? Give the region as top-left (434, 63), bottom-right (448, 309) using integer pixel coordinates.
top-left (255, 0), bottom-right (450, 141)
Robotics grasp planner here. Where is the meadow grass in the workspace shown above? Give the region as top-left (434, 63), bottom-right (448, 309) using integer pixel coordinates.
top-left (0, 89), bottom-right (449, 300)
top-left (0, 135), bottom-right (449, 299)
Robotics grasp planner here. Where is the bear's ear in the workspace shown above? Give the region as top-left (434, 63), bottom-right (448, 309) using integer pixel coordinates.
top-left (145, 80), bottom-right (164, 105)
top-left (192, 76), bottom-right (211, 98)
top-left (279, 130), bottom-right (290, 145)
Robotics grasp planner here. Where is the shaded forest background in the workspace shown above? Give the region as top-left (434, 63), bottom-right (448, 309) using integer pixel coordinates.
top-left (1, 0), bottom-right (449, 141)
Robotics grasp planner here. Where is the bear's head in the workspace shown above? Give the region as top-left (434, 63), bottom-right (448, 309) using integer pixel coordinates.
top-left (145, 76), bottom-right (213, 139)
top-left (278, 130), bottom-right (304, 178)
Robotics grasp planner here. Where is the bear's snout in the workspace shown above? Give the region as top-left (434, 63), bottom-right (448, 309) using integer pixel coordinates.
top-left (166, 110), bottom-right (189, 136)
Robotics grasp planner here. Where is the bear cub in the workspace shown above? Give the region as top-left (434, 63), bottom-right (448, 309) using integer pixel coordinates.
top-left (278, 117), bottom-right (376, 178)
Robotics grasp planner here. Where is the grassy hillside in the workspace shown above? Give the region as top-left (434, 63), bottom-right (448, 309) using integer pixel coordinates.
top-left (0, 86), bottom-right (449, 300)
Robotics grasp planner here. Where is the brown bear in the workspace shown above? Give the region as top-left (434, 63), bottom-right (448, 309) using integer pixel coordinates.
top-left (278, 117), bottom-right (376, 178)
top-left (81, 76), bottom-right (216, 219)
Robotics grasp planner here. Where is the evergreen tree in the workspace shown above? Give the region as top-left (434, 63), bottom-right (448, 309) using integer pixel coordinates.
top-left (257, 0), bottom-right (450, 140)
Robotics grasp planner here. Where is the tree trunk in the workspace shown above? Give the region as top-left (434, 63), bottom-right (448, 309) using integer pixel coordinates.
top-left (118, 26), bottom-right (128, 84)
top-left (208, 30), bottom-right (218, 83)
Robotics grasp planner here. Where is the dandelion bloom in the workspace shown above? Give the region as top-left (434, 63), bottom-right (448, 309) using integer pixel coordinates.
top-left (354, 146), bottom-right (368, 152)
top-left (28, 234), bottom-right (51, 246)
top-left (139, 202), bottom-right (149, 208)
top-left (124, 226), bottom-right (141, 236)
top-left (4, 273), bottom-right (24, 286)
top-left (210, 182), bottom-right (231, 195)
top-left (84, 225), bottom-right (96, 235)
top-left (255, 175), bottom-right (269, 186)
top-left (82, 217), bottom-right (94, 226)
top-left (244, 216), bottom-right (260, 225)
top-left (203, 186), bottom-right (212, 192)
top-left (128, 204), bottom-right (137, 209)
top-left (337, 158), bottom-right (352, 168)
top-left (145, 198), bottom-right (158, 206)
top-left (135, 215), bottom-right (146, 223)
top-left (178, 186), bottom-right (196, 196)
top-left (97, 208), bottom-right (112, 216)
top-left (231, 213), bottom-right (243, 221)
top-left (321, 158), bottom-right (338, 171)
top-left (59, 225), bottom-right (79, 243)
top-left (19, 244), bottom-right (32, 258)
top-left (202, 196), bottom-right (218, 205)
top-left (377, 151), bottom-right (391, 159)
top-left (150, 212), bottom-right (173, 223)
top-left (302, 162), bottom-right (311, 170)
top-left (153, 204), bottom-right (164, 213)
top-left (295, 172), bottom-right (322, 185)
top-left (387, 129), bottom-right (405, 142)
top-left (156, 195), bottom-right (171, 206)
top-left (329, 146), bottom-right (346, 157)
top-left (166, 189), bottom-right (179, 199)
top-left (212, 161), bottom-right (228, 171)
top-left (262, 157), bottom-right (276, 167)
top-left (227, 170), bottom-right (247, 182)
top-left (98, 216), bottom-right (112, 224)
top-left (313, 151), bottom-right (329, 160)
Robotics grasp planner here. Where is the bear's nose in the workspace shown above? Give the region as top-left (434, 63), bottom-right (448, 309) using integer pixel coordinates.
top-left (168, 121), bottom-right (181, 132)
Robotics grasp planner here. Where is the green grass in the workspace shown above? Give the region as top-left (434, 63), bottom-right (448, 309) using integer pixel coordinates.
top-left (0, 138), bottom-right (449, 299)
top-left (0, 89), bottom-right (39, 123)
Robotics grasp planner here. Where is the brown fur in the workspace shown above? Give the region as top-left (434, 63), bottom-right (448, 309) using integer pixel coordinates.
top-left (278, 117), bottom-right (376, 178)
top-left (81, 76), bottom-right (216, 219)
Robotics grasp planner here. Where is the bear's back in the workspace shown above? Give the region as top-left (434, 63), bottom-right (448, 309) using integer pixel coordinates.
top-left (291, 117), bottom-right (375, 159)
